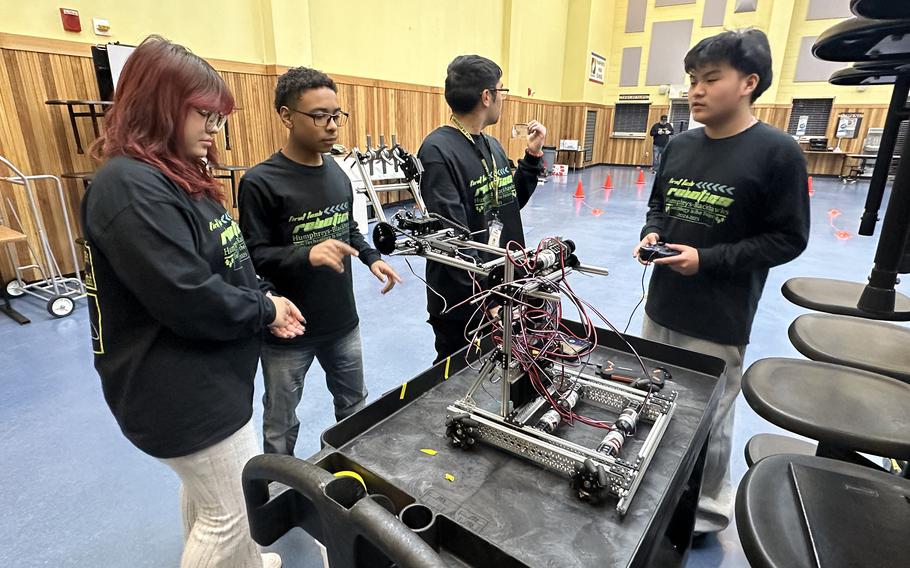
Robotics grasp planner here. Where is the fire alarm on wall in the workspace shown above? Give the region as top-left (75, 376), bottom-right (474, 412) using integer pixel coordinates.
top-left (60, 8), bottom-right (81, 32)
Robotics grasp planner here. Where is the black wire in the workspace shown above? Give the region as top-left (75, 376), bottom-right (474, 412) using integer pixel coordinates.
top-left (623, 262), bottom-right (651, 334)
top-left (428, 212), bottom-right (471, 235)
top-left (404, 257), bottom-right (448, 313)
top-left (479, 376), bottom-right (495, 401)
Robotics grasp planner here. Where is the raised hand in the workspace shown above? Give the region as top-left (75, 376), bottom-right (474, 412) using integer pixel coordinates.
top-left (370, 260), bottom-right (402, 294)
top-left (310, 239), bottom-right (358, 273)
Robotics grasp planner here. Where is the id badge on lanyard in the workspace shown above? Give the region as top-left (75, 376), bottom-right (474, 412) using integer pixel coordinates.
top-left (450, 116), bottom-right (504, 247)
top-left (488, 211), bottom-right (503, 248)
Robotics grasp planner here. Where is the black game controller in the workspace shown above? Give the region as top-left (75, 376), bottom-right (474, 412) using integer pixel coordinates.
top-left (638, 242), bottom-right (681, 262)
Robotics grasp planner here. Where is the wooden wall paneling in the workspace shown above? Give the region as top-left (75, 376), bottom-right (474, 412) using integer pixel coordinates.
top-left (827, 105), bottom-right (887, 155)
top-left (9, 36), bottom-right (890, 282)
top-left (215, 71), bottom-right (287, 212)
top-left (603, 104), bottom-right (669, 167)
top-left (594, 106), bottom-right (614, 165)
top-left (0, 48), bottom-right (98, 282)
top-left (587, 106), bottom-right (610, 167)
top-left (0, 51), bottom-right (22, 279)
top-left (753, 104), bottom-right (790, 130)
top-left (0, 49), bottom-right (27, 280)
top-left (805, 104), bottom-right (888, 176)
top-left (501, 98), bottom-right (528, 162)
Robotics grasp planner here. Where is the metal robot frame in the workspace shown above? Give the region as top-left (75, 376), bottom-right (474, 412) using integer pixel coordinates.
top-left (367, 146), bottom-right (677, 514)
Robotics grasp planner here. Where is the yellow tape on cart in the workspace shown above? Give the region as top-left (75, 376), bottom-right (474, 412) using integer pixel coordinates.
top-left (333, 470), bottom-right (367, 491)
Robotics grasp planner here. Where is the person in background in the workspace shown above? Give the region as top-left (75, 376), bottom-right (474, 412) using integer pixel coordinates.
top-left (649, 114), bottom-right (674, 173)
top-left (418, 54), bottom-right (546, 363)
top-left (239, 67), bottom-right (401, 456)
top-left (633, 29), bottom-right (809, 538)
top-left (83, 36), bottom-right (304, 568)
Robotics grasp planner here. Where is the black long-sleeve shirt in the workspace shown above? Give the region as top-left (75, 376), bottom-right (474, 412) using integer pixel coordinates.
top-left (238, 151), bottom-right (381, 344)
top-left (641, 122), bottom-right (810, 345)
top-left (417, 126), bottom-right (542, 321)
top-left (82, 157), bottom-right (276, 459)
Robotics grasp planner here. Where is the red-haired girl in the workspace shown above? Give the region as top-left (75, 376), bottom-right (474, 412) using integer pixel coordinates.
top-left (83, 36), bottom-right (302, 567)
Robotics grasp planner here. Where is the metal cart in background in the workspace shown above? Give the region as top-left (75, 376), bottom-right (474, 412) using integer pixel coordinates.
top-left (0, 156), bottom-right (85, 318)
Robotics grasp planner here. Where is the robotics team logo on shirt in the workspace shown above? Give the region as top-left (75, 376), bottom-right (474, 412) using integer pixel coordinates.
top-left (288, 201), bottom-right (350, 246)
top-left (471, 166), bottom-right (517, 213)
top-left (210, 213), bottom-right (251, 270)
top-left (664, 177), bottom-right (736, 226)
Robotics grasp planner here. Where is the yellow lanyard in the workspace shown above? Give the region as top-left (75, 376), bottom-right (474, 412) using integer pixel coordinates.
top-left (451, 115), bottom-right (500, 208)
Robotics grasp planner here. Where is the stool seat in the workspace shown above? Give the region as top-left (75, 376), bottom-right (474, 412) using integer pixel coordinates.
top-left (829, 66), bottom-right (902, 85)
top-left (789, 313), bottom-right (910, 382)
top-left (744, 433), bottom-right (816, 467)
top-left (851, 0), bottom-right (910, 20)
top-left (854, 59), bottom-right (910, 72)
top-left (736, 454), bottom-right (910, 568)
top-left (781, 277), bottom-right (910, 321)
top-left (742, 358), bottom-right (910, 459)
top-left (813, 17), bottom-right (910, 63)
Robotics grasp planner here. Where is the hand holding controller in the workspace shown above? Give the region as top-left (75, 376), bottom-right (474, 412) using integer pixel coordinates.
top-left (638, 242), bottom-right (682, 262)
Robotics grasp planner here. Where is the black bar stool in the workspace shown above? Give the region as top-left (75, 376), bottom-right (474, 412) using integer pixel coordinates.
top-left (736, 454), bottom-right (910, 568)
top-left (781, 277), bottom-right (910, 320)
top-left (851, 0), bottom-right (910, 20)
top-left (743, 433), bottom-right (815, 467)
top-left (829, 61), bottom-right (910, 85)
top-left (788, 313), bottom-right (910, 382)
top-left (782, 22), bottom-right (910, 318)
top-left (846, 61), bottom-right (910, 236)
top-left (742, 358), bottom-right (910, 468)
top-left (812, 17), bottom-right (910, 64)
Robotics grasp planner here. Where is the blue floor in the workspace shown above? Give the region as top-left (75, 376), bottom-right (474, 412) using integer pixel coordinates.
top-left (0, 165), bottom-right (898, 567)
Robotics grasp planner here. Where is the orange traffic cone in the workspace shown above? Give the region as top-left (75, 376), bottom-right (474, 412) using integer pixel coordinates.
top-left (574, 179), bottom-right (585, 199)
top-left (603, 174), bottom-right (613, 189)
top-left (808, 176), bottom-right (814, 196)
top-left (636, 168), bottom-right (646, 185)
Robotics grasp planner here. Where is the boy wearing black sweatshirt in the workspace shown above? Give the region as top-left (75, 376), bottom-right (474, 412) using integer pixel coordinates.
top-left (239, 68), bottom-right (401, 455)
top-left (649, 115), bottom-right (674, 173)
top-left (419, 55), bottom-right (547, 362)
top-left (633, 29), bottom-right (809, 535)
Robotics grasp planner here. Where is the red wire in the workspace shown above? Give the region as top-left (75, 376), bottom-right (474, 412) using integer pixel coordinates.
top-left (465, 235), bottom-right (655, 431)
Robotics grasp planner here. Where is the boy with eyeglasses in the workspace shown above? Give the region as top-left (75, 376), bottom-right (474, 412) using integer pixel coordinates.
top-left (239, 67), bottom-right (401, 456)
top-left (418, 54), bottom-right (547, 363)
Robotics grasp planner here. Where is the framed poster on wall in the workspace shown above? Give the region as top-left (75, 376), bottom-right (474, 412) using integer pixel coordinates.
top-left (836, 113), bottom-right (863, 139)
top-left (589, 52), bottom-right (606, 84)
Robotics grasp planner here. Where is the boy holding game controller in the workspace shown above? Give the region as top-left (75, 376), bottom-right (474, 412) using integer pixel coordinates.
top-left (632, 29), bottom-right (810, 538)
